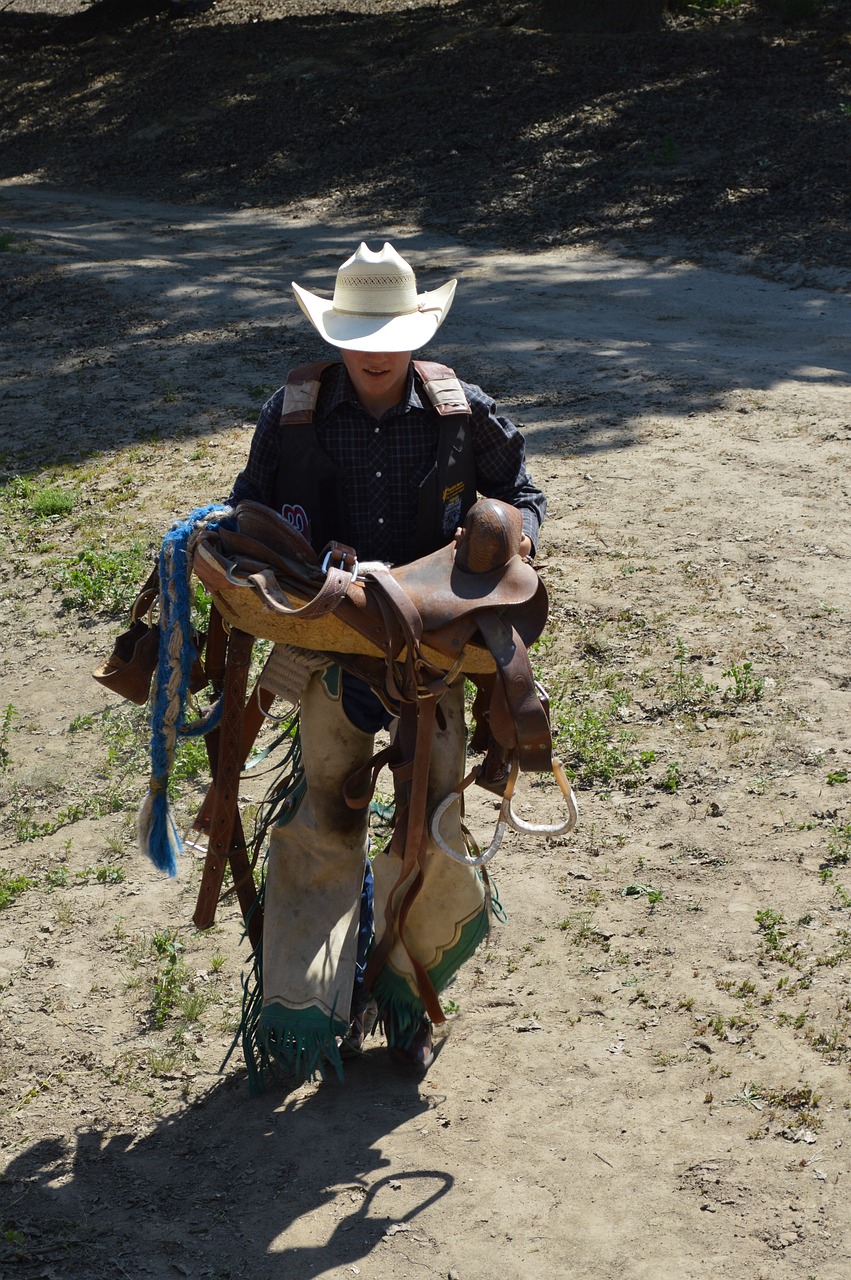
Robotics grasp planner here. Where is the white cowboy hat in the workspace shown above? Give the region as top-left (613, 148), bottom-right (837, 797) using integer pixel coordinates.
top-left (291, 242), bottom-right (457, 352)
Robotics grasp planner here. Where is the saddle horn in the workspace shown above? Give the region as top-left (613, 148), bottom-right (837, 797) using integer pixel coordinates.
top-left (454, 498), bottom-right (523, 574)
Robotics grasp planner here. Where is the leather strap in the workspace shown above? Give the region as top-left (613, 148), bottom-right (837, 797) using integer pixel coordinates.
top-left (193, 629), bottom-right (262, 946)
top-left (191, 679), bottom-right (275, 837)
top-left (475, 611), bottom-right (553, 774)
top-left (364, 696), bottom-right (446, 1027)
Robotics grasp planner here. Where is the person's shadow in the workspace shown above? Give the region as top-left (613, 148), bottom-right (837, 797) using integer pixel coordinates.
top-left (1, 1050), bottom-right (452, 1279)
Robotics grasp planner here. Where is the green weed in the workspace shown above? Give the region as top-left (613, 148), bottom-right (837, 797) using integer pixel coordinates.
top-left (44, 866), bottom-right (70, 890)
top-left (658, 760), bottom-right (681, 793)
top-left (151, 931), bottom-right (187, 1029)
top-left (28, 485), bottom-right (76, 518)
top-left (56, 543), bottom-right (152, 616)
top-left (102, 704), bottom-right (150, 779)
top-left (723, 659), bottom-right (764, 705)
top-left (819, 869), bottom-right (851, 909)
top-left (823, 823), bottom-right (851, 868)
top-left (755, 907), bottom-right (786, 947)
top-left (754, 907), bottom-right (803, 966)
top-left (0, 868), bottom-right (36, 910)
top-left (178, 989), bottom-right (207, 1023)
top-left (0, 704), bottom-right (16, 771)
top-left (15, 801), bottom-right (88, 842)
top-left (552, 695), bottom-right (648, 791)
top-left (169, 735), bottom-right (210, 793)
top-left (622, 883), bottom-right (664, 905)
top-left (665, 638), bottom-right (719, 713)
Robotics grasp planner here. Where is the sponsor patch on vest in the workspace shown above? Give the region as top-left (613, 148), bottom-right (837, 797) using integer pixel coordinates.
top-left (441, 481), bottom-right (465, 537)
top-left (281, 503), bottom-right (309, 535)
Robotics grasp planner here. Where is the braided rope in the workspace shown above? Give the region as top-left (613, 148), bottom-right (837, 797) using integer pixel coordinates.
top-left (138, 503), bottom-right (232, 876)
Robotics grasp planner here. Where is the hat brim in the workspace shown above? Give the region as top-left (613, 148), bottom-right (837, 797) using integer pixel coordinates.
top-left (291, 278), bottom-right (457, 352)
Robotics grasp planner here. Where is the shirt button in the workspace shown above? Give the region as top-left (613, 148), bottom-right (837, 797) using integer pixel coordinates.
top-left (375, 471), bottom-right (382, 478)
top-left (378, 518), bottom-right (384, 525)
top-left (374, 427), bottom-right (379, 434)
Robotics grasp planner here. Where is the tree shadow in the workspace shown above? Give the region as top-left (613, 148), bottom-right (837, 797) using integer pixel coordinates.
top-left (2, 186), bottom-right (848, 482)
top-left (0, 1058), bottom-right (452, 1279)
top-left (0, 1), bottom-right (847, 271)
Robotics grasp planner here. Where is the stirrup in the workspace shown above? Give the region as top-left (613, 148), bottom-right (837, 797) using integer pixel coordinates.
top-left (430, 755), bottom-right (578, 868)
top-left (505, 757), bottom-right (579, 837)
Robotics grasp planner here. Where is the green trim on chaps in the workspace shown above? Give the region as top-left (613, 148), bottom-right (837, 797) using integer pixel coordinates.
top-left (372, 901), bottom-right (491, 1050)
top-left (255, 1004), bottom-right (348, 1087)
top-left (240, 947), bottom-right (347, 1090)
top-left (239, 890), bottom-right (492, 1088)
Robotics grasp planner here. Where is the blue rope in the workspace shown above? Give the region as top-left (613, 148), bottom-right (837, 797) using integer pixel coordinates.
top-left (139, 503), bottom-right (231, 876)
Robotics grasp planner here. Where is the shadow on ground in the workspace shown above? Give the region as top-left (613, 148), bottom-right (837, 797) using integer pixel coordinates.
top-left (0, 1060), bottom-right (452, 1279)
top-left (0, 1), bottom-right (849, 271)
top-left (2, 186), bottom-right (849, 483)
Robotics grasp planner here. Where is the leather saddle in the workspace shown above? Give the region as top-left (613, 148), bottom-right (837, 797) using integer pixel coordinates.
top-left (191, 497), bottom-right (576, 1025)
top-left (194, 497), bottom-right (553, 767)
top-left (193, 499), bottom-right (547, 678)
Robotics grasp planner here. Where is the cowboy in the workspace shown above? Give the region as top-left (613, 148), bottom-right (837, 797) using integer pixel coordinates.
top-left (229, 243), bottom-right (546, 1081)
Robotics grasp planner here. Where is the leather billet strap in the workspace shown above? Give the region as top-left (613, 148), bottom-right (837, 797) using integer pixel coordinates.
top-left (411, 360), bottom-right (470, 416)
top-left (363, 695), bottom-right (446, 1027)
top-left (474, 610), bottom-right (553, 774)
top-left (280, 361), bottom-right (334, 425)
top-left (193, 628), bottom-right (263, 947)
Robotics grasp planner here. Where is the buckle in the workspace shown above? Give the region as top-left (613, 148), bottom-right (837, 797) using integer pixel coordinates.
top-left (321, 541), bottom-right (359, 580)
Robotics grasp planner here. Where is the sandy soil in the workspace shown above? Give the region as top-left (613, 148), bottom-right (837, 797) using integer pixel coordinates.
top-left (1, 176), bottom-right (850, 1279)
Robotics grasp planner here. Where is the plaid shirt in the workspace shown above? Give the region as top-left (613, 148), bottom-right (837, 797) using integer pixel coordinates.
top-left (229, 362), bottom-right (546, 565)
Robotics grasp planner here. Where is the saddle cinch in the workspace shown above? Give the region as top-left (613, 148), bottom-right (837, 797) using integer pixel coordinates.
top-left (191, 497), bottom-right (578, 1027)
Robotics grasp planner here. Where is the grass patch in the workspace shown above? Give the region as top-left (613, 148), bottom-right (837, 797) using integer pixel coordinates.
top-left (1, 476), bottom-right (77, 520)
top-left (823, 822), bottom-right (851, 868)
top-left (551, 693), bottom-right (649, 790)
top-left (29, 485), bottom-right (77, 518)
top-left (56, 542), bottom-right (153, 616)
top-left (150, 931), bottom-right (187, 1029)
top-left (0, 704), bottom-right (16, 771)
top-left (0, 868), bottom-right (36, 911)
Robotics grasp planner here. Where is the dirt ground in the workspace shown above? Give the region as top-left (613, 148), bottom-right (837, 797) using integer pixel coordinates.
top-left (2, 4), bottom-right (851, 1280)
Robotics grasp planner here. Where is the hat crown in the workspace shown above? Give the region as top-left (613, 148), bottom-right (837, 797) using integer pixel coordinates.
top-left (332, 242), bottom-right (420, 318)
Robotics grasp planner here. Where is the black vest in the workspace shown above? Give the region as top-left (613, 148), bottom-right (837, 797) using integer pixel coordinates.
top-left (271, 360), bottom-right (478, 561)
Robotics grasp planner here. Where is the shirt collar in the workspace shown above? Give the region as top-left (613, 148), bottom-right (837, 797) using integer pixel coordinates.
top-left (325, 361), bottom-right (422, 417)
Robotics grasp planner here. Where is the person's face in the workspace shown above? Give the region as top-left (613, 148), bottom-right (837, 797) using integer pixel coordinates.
top-left (341, 349), bottom-right (411, 412)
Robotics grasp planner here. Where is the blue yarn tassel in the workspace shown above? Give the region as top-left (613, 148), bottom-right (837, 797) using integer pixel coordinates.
top-left (138, 503), bottom-right (231, 876)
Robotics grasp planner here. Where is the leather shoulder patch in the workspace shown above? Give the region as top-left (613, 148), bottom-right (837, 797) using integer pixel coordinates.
top-left (280, 361), bottom-right (336, 425)
top-left (413, 359), bottom-right (470, 417)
